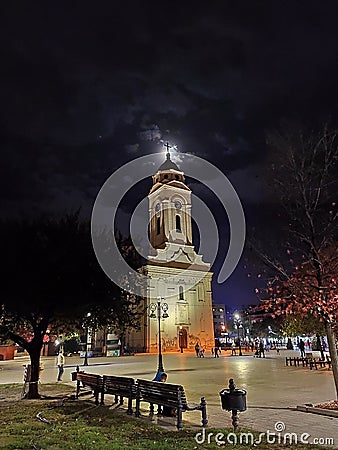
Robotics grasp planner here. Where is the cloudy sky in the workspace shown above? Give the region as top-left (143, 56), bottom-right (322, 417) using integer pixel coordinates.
top-left (1, 1), bottom-right (337, 307)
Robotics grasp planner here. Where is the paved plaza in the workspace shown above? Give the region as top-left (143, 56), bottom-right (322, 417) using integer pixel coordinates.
top-left (0, 350), bottom-right (337, 446)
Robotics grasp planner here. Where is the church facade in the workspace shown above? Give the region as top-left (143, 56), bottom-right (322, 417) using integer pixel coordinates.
top-left (128, 150), bottom-right (214, 352)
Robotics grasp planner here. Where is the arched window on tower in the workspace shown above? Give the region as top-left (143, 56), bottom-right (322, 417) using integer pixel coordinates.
top-left (176, 215), bottom-right (181, 232)
top-left (179, 285), bottom-right (184, 300)
top-left (156, 217), bottom-right (161, 235)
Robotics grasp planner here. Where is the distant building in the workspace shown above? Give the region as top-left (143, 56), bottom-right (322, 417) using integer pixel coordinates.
top-left (212, 304), bottom-right (227, 338)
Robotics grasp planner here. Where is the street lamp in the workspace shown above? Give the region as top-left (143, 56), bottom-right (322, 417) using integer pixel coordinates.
top-left (234, 314), bottom-right (243, 356)
top-left (83, 312), bottom-right (91, 366)
top-left (149, 296), bottom-right (169, 381)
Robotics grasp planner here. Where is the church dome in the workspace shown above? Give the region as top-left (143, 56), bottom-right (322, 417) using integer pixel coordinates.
top-left (157, 152), bottom-right (180, 172)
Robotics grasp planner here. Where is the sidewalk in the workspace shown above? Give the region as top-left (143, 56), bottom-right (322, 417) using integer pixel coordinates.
top-left (2, 350), bottom-right (337, 446)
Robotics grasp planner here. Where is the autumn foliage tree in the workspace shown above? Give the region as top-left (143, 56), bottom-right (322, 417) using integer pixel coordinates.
top-left (257, 124), bottom-right (338, 398)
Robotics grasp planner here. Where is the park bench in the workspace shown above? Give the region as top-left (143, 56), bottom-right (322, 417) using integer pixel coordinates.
top-left (285, 355), bottom-right (332, 371)
top-left (135, 379), bottom-right (208, 430)
top-left (101, 375), bottom-right (136, 414)
top-left (75, 372), bottom-right (103, 405)
top-left (310, 356), bottom-right (332, 370)
top-left (285, 356), bottom-right (309, 367)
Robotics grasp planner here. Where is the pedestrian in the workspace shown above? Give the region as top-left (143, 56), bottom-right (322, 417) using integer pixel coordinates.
top-left (259, 340), bottom-right (265, 358)
top-left (56, 351), bottom-right (65, 381)
top-left (299, 339), bottom-right (305, 358)
top-left (194, 342), bottom-right (200, 357)
top-left (231, 342), bottom-right (236, 356)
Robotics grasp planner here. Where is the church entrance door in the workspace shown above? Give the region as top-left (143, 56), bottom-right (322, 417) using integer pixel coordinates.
top-left (178, 327), bottom-right (188, 349)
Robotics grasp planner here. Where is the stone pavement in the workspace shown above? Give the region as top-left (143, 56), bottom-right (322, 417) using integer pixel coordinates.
top-left (1, 349), bottom-right (337, 446)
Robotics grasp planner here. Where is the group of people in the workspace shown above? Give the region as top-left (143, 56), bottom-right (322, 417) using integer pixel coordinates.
top-left (253, 339), bottom-right (266, 358)
top-left (194, 342), bottom-right (206, 357)
top-left (193, 339), bottom-right (279, 358)
top-left (195, 342), bottom-right (223, 358)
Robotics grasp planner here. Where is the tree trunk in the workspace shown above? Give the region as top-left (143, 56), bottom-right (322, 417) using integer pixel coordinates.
top-left (325, 322), bottom-right (338, 400)
top-left (26, 345), bottom-right (42, 399)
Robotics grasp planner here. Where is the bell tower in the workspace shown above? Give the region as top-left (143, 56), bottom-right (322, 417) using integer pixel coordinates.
top-left (128, 144), bottom-right (215, 353)
top-left (149, 146), bottom-right (192, 249)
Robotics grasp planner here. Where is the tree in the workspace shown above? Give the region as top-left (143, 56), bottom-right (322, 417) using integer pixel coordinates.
top-left (0, 214), bottom-right (141, 398)
top-left (256, 124), bottom-right (338, 398)
top-left (280, 314), bottom-right (325, 338)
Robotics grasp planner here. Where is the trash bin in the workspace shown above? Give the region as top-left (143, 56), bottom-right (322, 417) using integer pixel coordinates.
top-left (219, 379), bottom-right (247, 430)
top-left (220, 386), bottom-right (247, 411)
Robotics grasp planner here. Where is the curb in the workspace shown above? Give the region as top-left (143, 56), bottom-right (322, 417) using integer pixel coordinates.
top-left (296, 405), bottom-right (338, 418)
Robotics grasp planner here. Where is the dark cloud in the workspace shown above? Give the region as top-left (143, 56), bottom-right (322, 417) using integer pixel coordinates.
top-left (1, 1), bottom-right (337, 305)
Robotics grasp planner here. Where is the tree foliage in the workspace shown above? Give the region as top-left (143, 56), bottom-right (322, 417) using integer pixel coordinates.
top-left (280, 314), bottom-right (325, 337)
top-left (255, 123), bottom-right (338, 397)
top-left (0, 213), bottom-right (142, 398)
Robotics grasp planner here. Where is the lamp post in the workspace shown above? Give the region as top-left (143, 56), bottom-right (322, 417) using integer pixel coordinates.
top-left (149, 296), bottom-right (169, 380)
top-left (234, 314), bottom-right (243, 356)
top-left (83, 312), bottom-right (91, 366)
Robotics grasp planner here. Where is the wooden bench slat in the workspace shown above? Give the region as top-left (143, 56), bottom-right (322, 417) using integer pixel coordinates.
top-left (75, 373), bottom-right (103, 405)
top-left (102, 375), bottom-right (136, 415)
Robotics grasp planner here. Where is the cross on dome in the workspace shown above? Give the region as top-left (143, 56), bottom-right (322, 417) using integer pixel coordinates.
top-left (157, 142), bottom-right (180, 172)
top-left (164, 141), bottom-right (171, 158)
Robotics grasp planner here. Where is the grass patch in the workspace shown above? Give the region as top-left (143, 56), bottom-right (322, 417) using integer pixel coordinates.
top-left (0, 384), bottom-right (331, 449)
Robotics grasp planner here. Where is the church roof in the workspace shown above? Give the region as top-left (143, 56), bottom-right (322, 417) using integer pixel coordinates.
top-left (157, 151), bottom-right (180, 172)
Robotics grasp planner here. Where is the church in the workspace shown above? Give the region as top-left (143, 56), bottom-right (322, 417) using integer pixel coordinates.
top-left (128, 148), bottom-right (215, 352)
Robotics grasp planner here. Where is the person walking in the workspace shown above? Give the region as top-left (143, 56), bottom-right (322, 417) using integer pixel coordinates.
top-left (56, 351), bottom-right (65, 381)
top-left (194, 342), bottom-right (200, 357)
top-left (299, 339), bottom-right (305, 358)
top-left (259, 340), bottom-right (265, 358)
top-left (231, 342), bottom-right (237, 356)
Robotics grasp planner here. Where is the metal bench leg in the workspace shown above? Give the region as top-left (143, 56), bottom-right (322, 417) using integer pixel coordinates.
top-left (177, 407), bottom-right (183, 429)
top-left (127, 396), bottom-right (133, 415)
top-left (76, 380), bottom-right (80, 399)
top-left (135, 393), bottom-right (140, 417)
top-left (200, 397), bottom-right (208, 427)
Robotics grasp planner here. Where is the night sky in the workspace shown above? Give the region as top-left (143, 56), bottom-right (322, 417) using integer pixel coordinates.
top-left (1, 2), bottom-right (337, 309)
